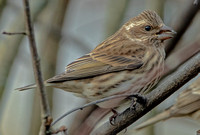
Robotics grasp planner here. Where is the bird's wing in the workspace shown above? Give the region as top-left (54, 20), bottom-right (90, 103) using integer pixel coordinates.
top-left (47, 40), bottom-right (144, 83)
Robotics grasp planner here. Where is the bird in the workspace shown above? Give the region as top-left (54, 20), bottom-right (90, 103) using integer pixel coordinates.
top-left (17, 10), bottom-right (176, 109)
top-left (135, 77), bottom-right (200, 130)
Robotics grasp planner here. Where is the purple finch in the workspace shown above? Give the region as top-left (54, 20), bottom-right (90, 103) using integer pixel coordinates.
top-left (17, 10), bottom-right (176, 109)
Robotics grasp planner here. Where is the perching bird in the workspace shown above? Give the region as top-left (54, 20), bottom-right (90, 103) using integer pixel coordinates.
top-left (135, 77), bottom-right (200, 130)
top-left (17, 10), bottom-right (176, 109)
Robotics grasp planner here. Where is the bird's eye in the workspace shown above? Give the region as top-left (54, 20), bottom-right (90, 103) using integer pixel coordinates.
top-left (145, 25), bottom-right (152, 31)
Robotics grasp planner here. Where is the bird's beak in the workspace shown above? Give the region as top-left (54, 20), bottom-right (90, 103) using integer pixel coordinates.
top-left (157, 25), bottom-right (177, 41)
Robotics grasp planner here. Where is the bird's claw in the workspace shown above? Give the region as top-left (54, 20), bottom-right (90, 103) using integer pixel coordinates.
top-left (109, 109), bottom-right (119, 126)
top-left (128, 93), bottom-right (147, 110)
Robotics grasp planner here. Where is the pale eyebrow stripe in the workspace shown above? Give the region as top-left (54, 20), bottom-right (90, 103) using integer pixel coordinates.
top-left (125, 20), bottom-right (146, 30)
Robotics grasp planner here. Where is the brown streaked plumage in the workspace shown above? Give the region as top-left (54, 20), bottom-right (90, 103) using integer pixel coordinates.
top-left (17, 10), bottom-right (176, 108)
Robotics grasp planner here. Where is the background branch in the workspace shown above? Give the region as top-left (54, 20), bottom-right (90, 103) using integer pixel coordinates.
top-left (0, 0), bottom-right (48, 104)
top-left (92, 52), bottom-right (200, 135)
top-left (165, 1), bottom-right (200, 57)
top-left (163, 39), bottom-right (200, 76)
top-left (2, 31), bottom-right (27, 35)
top-left (22, 0), bottom-right (51, 134)
top-left (135, 77), bottom-right (200, 130)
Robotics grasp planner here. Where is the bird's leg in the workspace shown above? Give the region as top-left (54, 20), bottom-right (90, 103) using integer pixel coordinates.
top-left (109, 94), bottom-right (146, 125)
top-left (109, 109), bottom-right (119, 125)
top-left (128, 93), bottom-right (147, 110)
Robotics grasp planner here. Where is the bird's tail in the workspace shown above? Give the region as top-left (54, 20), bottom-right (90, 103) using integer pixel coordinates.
top-left (15, 83), bottom-right (52, 91)
top-left (15, 84), bottom-right (37, 91)
top-left (16, 82), bottom-right (83, 94)
top-left (134, 109), bottom-right (171, 130)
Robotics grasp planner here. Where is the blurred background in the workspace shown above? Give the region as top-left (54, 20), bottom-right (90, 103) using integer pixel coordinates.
top-left (0, 0), bottom-right (200, 135)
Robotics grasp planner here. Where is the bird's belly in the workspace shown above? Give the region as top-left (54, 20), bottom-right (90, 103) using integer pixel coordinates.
top-left (86, 64), bottom-right (163, 108)
top-left (57, 63), bottom-right (163, 108)
top-left (133, 64), bottom-right (164, 94)
top-left (87, 64), bottom-right (162, 96)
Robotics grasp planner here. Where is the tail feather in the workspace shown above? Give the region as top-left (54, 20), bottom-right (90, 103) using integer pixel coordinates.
top-left (15, 84), bottom-right (37, 91)
top-left (16, 82), bottom-right (83, 94)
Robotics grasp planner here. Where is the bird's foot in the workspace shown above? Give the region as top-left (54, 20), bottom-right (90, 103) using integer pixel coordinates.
top-left (128, 93), bottom-right (147, 110)
top-left (109, 109), bottom-right (119, 126)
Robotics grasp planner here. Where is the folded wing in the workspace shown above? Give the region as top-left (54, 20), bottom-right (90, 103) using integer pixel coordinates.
top-left (47, 37), bottom-right (144, 83)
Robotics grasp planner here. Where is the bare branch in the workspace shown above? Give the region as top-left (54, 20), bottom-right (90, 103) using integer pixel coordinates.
top-left (22, 0), bottom-right (51, 134)
top-left (2, 31), bottom-right (27, 35)
top-left (92, 52), bottom-right (200, 135)
top-left (135, 76), bottom-right (200, 130)
top-left (164, 40), bottom-right (200, 75)
top-left (51, 94), bottom-right (136, 126)
top-left (0, 0), bottom-right (48, 102)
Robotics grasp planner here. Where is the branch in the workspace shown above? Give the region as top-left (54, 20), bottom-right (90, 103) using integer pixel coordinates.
top-left (51, 94), bottom-right (133, 126)
top-left (2, 31), bottom-right (27, 35)
top-left (22, 0), bottom-right (51, 134)
top-left (164, 39), bottom-right (200, 75)
top-left (91, 52), bottom-right (200, 135)
top-left (165, 1), bottom-right (200, 57)
top-left (134, 76), bottom-right (200, 130)
top-left (0, 0), bottom-right (48, 101)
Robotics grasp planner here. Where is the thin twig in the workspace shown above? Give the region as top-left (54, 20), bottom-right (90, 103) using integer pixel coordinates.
top-left (92, 52), bottom-right (200, 135)
top-left (22, 0), bottom-right (51, 134)
top-left (0, 0), bottom-right (48, 102)
top-left (2, 31), bottom-right (27, 35)
top-left (51, 94), bottom-right (135, 126)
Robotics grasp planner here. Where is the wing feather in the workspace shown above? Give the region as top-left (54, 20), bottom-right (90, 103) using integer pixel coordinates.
top-left (47, 37), bottom-right (145, 83)
top-left (47, 54), bottom-right (143, 83)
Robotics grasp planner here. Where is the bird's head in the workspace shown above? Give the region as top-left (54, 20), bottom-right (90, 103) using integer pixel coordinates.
top-left (123, 10), bottom-right (176, 45)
